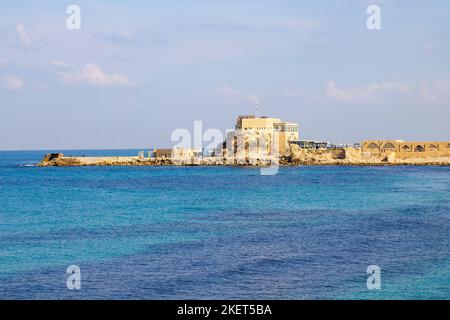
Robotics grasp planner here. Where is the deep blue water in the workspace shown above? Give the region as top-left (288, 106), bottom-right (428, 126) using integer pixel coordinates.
top-left (0, 150), bottom-right (449, 299)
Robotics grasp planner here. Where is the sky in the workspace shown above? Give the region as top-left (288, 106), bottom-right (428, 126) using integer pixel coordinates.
top-left (0, 0), bottom-right (449, 150)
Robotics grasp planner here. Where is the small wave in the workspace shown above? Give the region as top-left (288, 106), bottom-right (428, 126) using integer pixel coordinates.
top-left (19, 164), bottom-right (36, 167)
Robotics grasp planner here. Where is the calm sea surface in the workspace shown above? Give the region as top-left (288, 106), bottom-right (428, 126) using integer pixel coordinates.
top-left (0, 150), bottom-right (449, 299)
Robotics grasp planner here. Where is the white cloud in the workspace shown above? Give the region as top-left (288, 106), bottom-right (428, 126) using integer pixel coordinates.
top-left (52, 62), bottom-right (131, 87)
top-left (215, 85), bottom-right (259, 104)
top-left (325, 80), bottom-right (411, 103)
top-left (52, 61), bottom-right (70, 68)
top-left (3, 76), bottom-right (24, 91)
top-left (14, 23), bottom-right (32, 48)
top-left (284, 78), bottom-right (450, 105)
top-left (418, 78), bottom-right (450, 104)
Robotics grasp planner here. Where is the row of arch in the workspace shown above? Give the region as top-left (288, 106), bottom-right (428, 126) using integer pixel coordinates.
top-left (365, 142), bottom-right (449, 153)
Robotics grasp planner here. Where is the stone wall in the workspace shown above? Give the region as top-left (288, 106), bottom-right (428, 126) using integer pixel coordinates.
top-left (361, 140), bottom-right (450, 158)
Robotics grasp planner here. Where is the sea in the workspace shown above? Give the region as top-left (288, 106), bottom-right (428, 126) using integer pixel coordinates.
top-left (0, 150), bottom-right (449, 299)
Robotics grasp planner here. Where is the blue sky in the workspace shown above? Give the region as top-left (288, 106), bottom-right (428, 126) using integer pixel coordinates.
top-left (1, 0), bottom-right (449, 150)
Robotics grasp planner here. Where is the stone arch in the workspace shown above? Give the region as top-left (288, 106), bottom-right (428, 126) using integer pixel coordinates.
top-left (401, 145), bottom-right (412, 152)
top-left (382, 142), bottom-right (396, 150)
top-left (414, 145), bottom-right (425, 152)
top-left (366, 143), bottom-right (379, 149)
top-left (428, 144), bottom-right (438, 151)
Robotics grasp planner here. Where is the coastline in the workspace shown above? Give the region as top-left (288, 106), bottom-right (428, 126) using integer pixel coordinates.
top-left (37, 153), bottom-right (450, 167)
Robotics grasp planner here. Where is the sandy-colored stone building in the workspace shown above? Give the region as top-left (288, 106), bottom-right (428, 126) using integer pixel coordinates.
top-left (154, 149), bottom-right (173, 159)
top-left (235, 115), bottom-right (299, 156)
top-left (361, 140), bottom-right (450, 158)
top-left (154, 148), bottom-right (202, 161)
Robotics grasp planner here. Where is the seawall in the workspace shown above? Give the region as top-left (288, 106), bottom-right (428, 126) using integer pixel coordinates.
top-left (37, 150), bottom-right (450, 167)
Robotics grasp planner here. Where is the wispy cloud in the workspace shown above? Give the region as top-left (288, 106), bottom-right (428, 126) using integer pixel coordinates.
top-left (418, 78), bottom-right (450, 104)
top-left (14, 23), bottom-right (32, 48)
top-left (325, 80), bottom-right (412, 103)
top-left (51, 61), bottom-right (131, 87)
top-left (215, 85), bottom-right (259, 104)
top-left (2, 76), bottom-right (24, 91)
top-left (284, 77), bottom-right (450, 105)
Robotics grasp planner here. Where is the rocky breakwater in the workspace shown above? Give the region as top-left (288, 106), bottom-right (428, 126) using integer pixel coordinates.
top-left (38, 148), bottom-right (450, 167)
top-left (38, 153), bottom-right (174, 167)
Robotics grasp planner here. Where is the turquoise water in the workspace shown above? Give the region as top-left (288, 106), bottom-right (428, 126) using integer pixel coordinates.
top-left (0, 150), bottom-right (449, 299)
